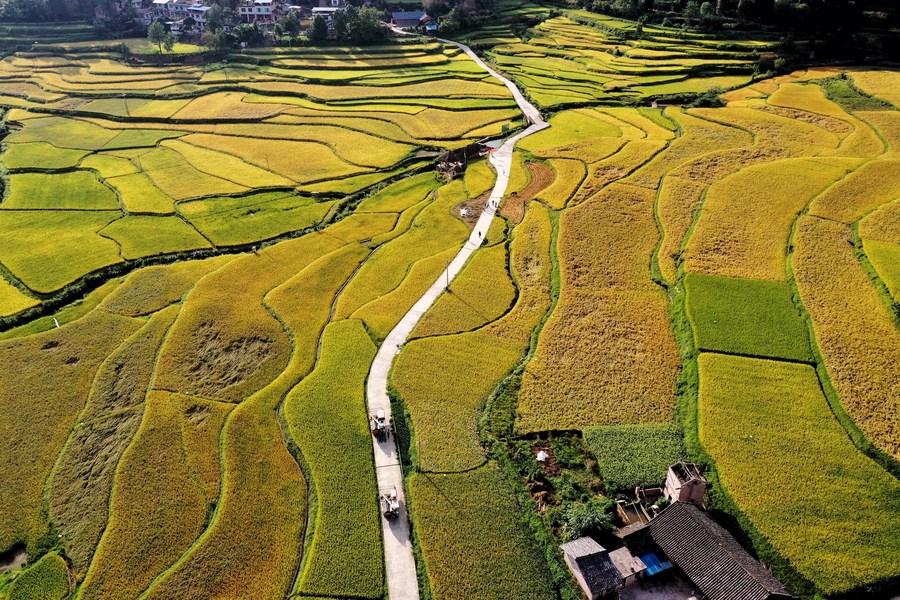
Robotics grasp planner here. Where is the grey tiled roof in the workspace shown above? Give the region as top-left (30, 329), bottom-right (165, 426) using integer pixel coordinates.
top-left (650, 503), bottom-right (794, 600)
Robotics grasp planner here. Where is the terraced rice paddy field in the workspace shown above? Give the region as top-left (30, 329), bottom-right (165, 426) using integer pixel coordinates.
top-left (1, 11), bottom-right (899, 600)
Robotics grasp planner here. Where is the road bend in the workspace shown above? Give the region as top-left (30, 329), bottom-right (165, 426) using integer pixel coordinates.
top-left (365, 33), bottom-right (547, 600)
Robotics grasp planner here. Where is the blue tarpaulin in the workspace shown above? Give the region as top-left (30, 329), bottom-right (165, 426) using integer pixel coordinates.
top-left (639, 551), bottom-right (672, 576)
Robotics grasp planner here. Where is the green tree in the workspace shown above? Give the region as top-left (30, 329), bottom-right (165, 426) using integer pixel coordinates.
top-left (684, 0), bottom-right (701, 21)
top-left (148, 20), bottom-right (168, 53)
top-left (163, 30), bottom-right (176, 51)
top-left (308, 14), bottom-right (328, 43)
top-left (556, 499), bottom-right (615, 541)
top-left (345, 5), bottom-right (386, 43)
top-left (202, 27), bottom-right (231, 55)
top-left (280, 10), bottom-right (301, 42)
top-left (233, 22), bottom-right (263, 46)
top-left (205, 3), bottom-right (224, 31)
top-left (332, 7), bottom-right (349, 39)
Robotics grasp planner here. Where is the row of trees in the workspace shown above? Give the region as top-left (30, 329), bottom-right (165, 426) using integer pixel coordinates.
top-left (569, 0), bottom-right (897, 33)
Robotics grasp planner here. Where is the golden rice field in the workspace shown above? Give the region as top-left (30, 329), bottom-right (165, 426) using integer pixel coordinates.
top-left (698, 353), bottom-right (900, 595)
top-left (1, 18), bottom-right (899, 600)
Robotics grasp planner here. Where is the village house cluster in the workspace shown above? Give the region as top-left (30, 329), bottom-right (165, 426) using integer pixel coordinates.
top-left (129, 0), bottom-right (432, 37)
top-left (562, 463), bottom-right (795, 600)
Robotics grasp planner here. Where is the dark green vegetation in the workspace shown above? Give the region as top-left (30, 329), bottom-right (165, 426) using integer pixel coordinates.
top-left (585, 424), bottom-right (687, 493)
top-left (684, 273), bottom-right (813, 362)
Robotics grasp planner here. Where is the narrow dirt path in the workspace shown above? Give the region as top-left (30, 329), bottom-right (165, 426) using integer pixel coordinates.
top-left (366, 33), bottom-right (547, 600)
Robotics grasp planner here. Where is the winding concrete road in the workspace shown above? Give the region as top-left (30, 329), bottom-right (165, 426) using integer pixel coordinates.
top-left (365, 33), bottom-right (547, 600)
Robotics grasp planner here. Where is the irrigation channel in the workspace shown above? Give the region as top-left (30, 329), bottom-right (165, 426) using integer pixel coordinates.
top-left (365, 34), bottom-right (548, 600)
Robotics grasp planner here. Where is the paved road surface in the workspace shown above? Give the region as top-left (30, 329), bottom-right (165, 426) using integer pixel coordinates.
top-left (365, 32), bottom-right (548, 600)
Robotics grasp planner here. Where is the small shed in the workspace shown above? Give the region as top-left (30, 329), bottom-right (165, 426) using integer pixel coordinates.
top-left (391, 10), bottom-right (428, 28)
top-left (608, 547), bottom-right (647, 587)
top-left (663, 462), bottom-right (708, 506)
top-left (560, 538), bottom-right (621, 599)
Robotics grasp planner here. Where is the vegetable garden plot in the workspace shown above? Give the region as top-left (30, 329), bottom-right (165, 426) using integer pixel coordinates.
top-left (585, 424), bottom-right (686, 493)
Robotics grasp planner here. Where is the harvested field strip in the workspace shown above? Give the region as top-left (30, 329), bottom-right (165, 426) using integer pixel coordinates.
top-left (285, 320), bottom-right (384, 599)
top-left (500, 161), bottom-right (555, 224)
top-left (79, 391), bottom-right (226, 600)
top-left (684, 157), bottom-right (858, 282)
top-left (0, 310), bottom-right (140, 556)
top-left (49, 306), bottom-right (178, 576)
top-left (394, 203), bottom-right (553, 473)
top-left (144, 243), bottom-right (369, 599)
top-left (410, 464), bottom-right (555, 599)
top-left (808, 158), bottom-right (900, 224)
top-left (518, 184), bottom-right (679, 432)
top-left (698, 353), bottom-right (900, 595)
top-left (685, 273), bottom-right (812, 362)
top-left (792, 216), bottom-right (900, 461)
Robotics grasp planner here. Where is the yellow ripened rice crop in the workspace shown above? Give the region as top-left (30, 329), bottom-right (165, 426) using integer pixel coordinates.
top-left (792, 215), bottom-right (900, 460)
top-left (518, 184), bottom-right (679, 432)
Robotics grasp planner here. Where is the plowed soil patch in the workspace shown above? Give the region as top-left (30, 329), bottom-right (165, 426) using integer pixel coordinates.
top-left (501, 162), bottom-right (554, 224)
